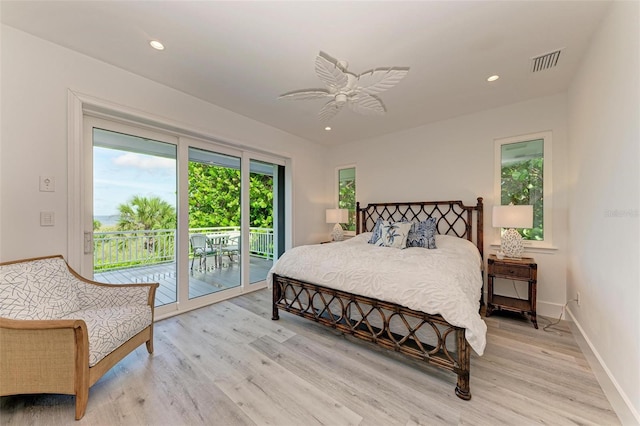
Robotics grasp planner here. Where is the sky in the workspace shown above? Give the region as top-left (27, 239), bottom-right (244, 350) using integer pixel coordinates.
top-left (93, 147), bottom-right (177, 216)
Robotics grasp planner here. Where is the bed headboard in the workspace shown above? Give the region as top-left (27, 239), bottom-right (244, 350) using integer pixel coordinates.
top-left (356, 197), bottom-right (484, 258)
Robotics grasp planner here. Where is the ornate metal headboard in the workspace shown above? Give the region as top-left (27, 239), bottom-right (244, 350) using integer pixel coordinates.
top-left (356, 197), bottom-right (484, 258)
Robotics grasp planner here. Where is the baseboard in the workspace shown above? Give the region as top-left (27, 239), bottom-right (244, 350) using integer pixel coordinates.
top-left (536, 300), bottom-right (566, 319)
top-left (567, 308), bottom-right (640, 425)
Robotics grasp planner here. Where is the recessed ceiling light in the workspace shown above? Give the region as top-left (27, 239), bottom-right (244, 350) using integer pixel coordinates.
top-left (487, 75), bottom-right (500, 82)
top-left (150, 40), bottom-right (165, 51)
top-left (325, 126), bottom-right (332, 131)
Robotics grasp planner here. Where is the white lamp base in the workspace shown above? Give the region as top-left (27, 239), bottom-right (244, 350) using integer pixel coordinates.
top-left (501, 228), bottom-right (525, 258)
top-left (331, 223), bottom-right (344, 241)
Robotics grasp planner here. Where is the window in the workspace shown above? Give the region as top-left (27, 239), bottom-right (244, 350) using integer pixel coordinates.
top-left (337, 166), bottom-right (356, 233)
top-left (495, 132), bottom-right (552, 247)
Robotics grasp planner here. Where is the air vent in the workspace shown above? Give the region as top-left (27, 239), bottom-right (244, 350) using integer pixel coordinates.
top-left (531, 49), bottom-right (562, 72)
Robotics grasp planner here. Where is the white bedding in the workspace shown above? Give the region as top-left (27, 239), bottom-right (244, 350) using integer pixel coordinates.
top-left (267, 233), bottom-right (487, 355)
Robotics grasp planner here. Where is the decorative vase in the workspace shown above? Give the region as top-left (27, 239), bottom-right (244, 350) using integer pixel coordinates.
top-left (331, 223), bottom-right (344, 241)
top-left (501, 228), bottom-right (524, 258)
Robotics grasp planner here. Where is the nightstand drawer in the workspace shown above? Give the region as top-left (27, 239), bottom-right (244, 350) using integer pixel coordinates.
top-left (492, 263), bottom-right (532, 279)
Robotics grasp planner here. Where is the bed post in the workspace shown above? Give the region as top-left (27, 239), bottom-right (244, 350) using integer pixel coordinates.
top-left (271, 276), bottom-right (280, 321)
top-left (356, 201), bottom-right (361, 234)
top-left (455, 329), bottom-right (472, 400)
top-left (476, 197), bottom-right (484, 260)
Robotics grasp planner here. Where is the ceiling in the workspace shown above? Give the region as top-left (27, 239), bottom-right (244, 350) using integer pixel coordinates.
top-left (1, 1), bottom-right (611, 146)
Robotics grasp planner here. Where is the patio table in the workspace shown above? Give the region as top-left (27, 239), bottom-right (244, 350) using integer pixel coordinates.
top-left (206, 233), bottom-right (231, 269)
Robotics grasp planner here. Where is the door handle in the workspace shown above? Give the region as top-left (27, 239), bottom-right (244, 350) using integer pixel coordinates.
top-left (84, 231), bottom-right (94, 254)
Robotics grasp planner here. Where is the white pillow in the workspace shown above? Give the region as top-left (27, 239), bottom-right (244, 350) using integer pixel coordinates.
top-left (379, 221), bottom-right (412, 248)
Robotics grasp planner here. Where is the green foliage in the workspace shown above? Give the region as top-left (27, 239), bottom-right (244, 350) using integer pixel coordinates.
top-left (114, 196), bottom-right (176, 263)
top-left (189, 164), bottom-right (241, 227)
top-left (93, 219), bottom-right (102, 231)
top-left (338, 176), bottom-right (356, 231)
top-left (117, 195), bottom-right (176, 231)
top-left (501, 158), bottom-right (544, 240)
top-left (188, 162), bottom-right (273, 228)
top-left (249, 173), bottom-right (274, 228)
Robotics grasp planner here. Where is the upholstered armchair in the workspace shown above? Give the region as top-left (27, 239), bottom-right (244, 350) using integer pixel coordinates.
top-left (0, 255), bottom-right (158, 420)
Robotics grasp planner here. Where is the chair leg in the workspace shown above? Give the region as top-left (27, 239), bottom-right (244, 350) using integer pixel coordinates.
top-left (75, 384), bottom-right (89, 420)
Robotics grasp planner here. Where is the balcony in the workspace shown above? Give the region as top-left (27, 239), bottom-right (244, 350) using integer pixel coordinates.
top-left (92, 227), bottom-right (274, 307)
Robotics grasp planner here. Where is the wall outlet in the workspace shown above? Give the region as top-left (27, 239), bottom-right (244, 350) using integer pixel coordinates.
top-left (576, 292), bottom-right (580, 307)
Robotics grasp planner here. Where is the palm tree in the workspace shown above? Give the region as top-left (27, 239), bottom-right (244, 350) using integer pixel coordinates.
top-left (117, 196), bottom-right (176, 255)
top-left (117, 195), bottom-right (176, 231)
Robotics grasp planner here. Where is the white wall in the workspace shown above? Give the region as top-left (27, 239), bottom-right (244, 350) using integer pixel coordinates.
top-left (0, 25), bottom-right (328, 261)
top-left (567, 1), bottom-right (640, 423)
top-left (327, 93), bottom-right (570, 318)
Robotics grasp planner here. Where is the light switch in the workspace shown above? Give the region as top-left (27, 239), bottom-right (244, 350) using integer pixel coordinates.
top-left (40, 176), bottom-right (55, 192)
top-left (40, 211), bottom-right (55, 226)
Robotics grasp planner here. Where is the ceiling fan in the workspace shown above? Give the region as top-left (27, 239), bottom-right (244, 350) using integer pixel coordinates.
top-left (278, 51), bottom-right (409, 122)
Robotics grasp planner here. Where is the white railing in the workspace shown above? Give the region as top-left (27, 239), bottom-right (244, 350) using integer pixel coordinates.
top-left (248, 228), bottom-right (274, 259)
top-left (94, 227), bottom-right (274, 271)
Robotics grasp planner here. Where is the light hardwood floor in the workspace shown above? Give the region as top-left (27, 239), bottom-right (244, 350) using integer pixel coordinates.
top-left (1, 289), bottom-right (620, 425)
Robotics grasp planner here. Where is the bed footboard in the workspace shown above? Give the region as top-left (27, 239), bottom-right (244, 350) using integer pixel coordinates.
top-left (271, 274), bottom-right (472, 400)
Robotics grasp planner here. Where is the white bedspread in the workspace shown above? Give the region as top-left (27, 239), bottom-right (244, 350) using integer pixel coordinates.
top-left (267, 233), bottom-right (487, 355)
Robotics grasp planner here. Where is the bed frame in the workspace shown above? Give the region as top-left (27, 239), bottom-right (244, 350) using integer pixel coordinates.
top-left (271, 198), bottom-right (484, 399)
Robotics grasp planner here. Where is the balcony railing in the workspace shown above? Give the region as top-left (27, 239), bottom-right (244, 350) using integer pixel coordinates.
top-left (93, 227), bottom-right (274, 272)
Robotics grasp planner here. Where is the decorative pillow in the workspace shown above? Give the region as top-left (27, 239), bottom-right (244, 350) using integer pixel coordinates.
top-left (406, 217), bottom-right (438, 249)
top-left (367, 218), bottom-right (384, 244)
top-left (379, 221), bottom-right (412, 249)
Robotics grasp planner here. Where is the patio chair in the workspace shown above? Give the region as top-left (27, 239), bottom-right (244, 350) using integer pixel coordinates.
top-left (222, 233), bottom-right (240, 263)
top-left (189, 234), bottom-right (217, 271)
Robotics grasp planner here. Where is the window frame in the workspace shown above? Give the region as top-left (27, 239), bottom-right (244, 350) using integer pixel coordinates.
top-left (336, 164), bottom-right (356, 236)
top-left (494, 131), bottom-right (553, 249)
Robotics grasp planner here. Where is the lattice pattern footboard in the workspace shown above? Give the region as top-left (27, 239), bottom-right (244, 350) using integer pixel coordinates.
top-left (271, 274), bottom-right (471, 400)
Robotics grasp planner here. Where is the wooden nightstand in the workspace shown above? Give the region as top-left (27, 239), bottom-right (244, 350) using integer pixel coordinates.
top-left (486, 254), bottom-right (538, 329)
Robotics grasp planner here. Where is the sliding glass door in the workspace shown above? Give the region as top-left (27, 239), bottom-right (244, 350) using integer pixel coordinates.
top-left (88, 121), bottom-right (178, 307)
top-left (249, 159), bottom-right (281, 284)
top-left (81, 115), bottom-right (285, 315)
top-left (187, 147), bottom-right (241, 298)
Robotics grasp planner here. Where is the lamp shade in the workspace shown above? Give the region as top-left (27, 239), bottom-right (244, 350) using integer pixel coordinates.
top-left (492, 205), bottom-right (533, 229)
top-left (326, 208), bottom-right (349, 224)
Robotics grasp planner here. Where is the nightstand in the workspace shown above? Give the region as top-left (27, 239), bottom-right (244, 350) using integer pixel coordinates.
top-left (486, 254), bottom-right (538, 329)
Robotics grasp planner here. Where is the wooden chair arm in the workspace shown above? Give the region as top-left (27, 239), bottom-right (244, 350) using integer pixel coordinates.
top-left (0, 316), bottom-right (86, 331)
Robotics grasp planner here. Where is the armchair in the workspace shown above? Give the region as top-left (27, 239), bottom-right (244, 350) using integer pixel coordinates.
top-left (0, 255), bottom-right (158, 420)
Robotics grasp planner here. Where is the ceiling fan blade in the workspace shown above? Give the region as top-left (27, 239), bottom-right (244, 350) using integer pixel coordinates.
top-left (318, 99), bottom-right (344, 122)
top-left (357, 67), bottom-right (409, 95)
top-left (278, 89), bottom-right (332, 101)
top-left (347, 93), bottom-right (386, 115)
top-left (315, 52), bottom-right (349, 91)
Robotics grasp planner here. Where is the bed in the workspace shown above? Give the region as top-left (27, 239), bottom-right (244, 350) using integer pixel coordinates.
top-left (269, 198), bottom-right (485, 399)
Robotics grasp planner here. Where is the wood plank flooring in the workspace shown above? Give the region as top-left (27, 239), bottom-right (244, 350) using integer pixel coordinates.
top-left (0, 289), bottom-right (621, 425)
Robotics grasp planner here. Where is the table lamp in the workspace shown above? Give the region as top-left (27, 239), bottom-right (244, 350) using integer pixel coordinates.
top-left (326, 208), bottom-right (349, 241)
top-left (492, 204), bottom-right (533, 258)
